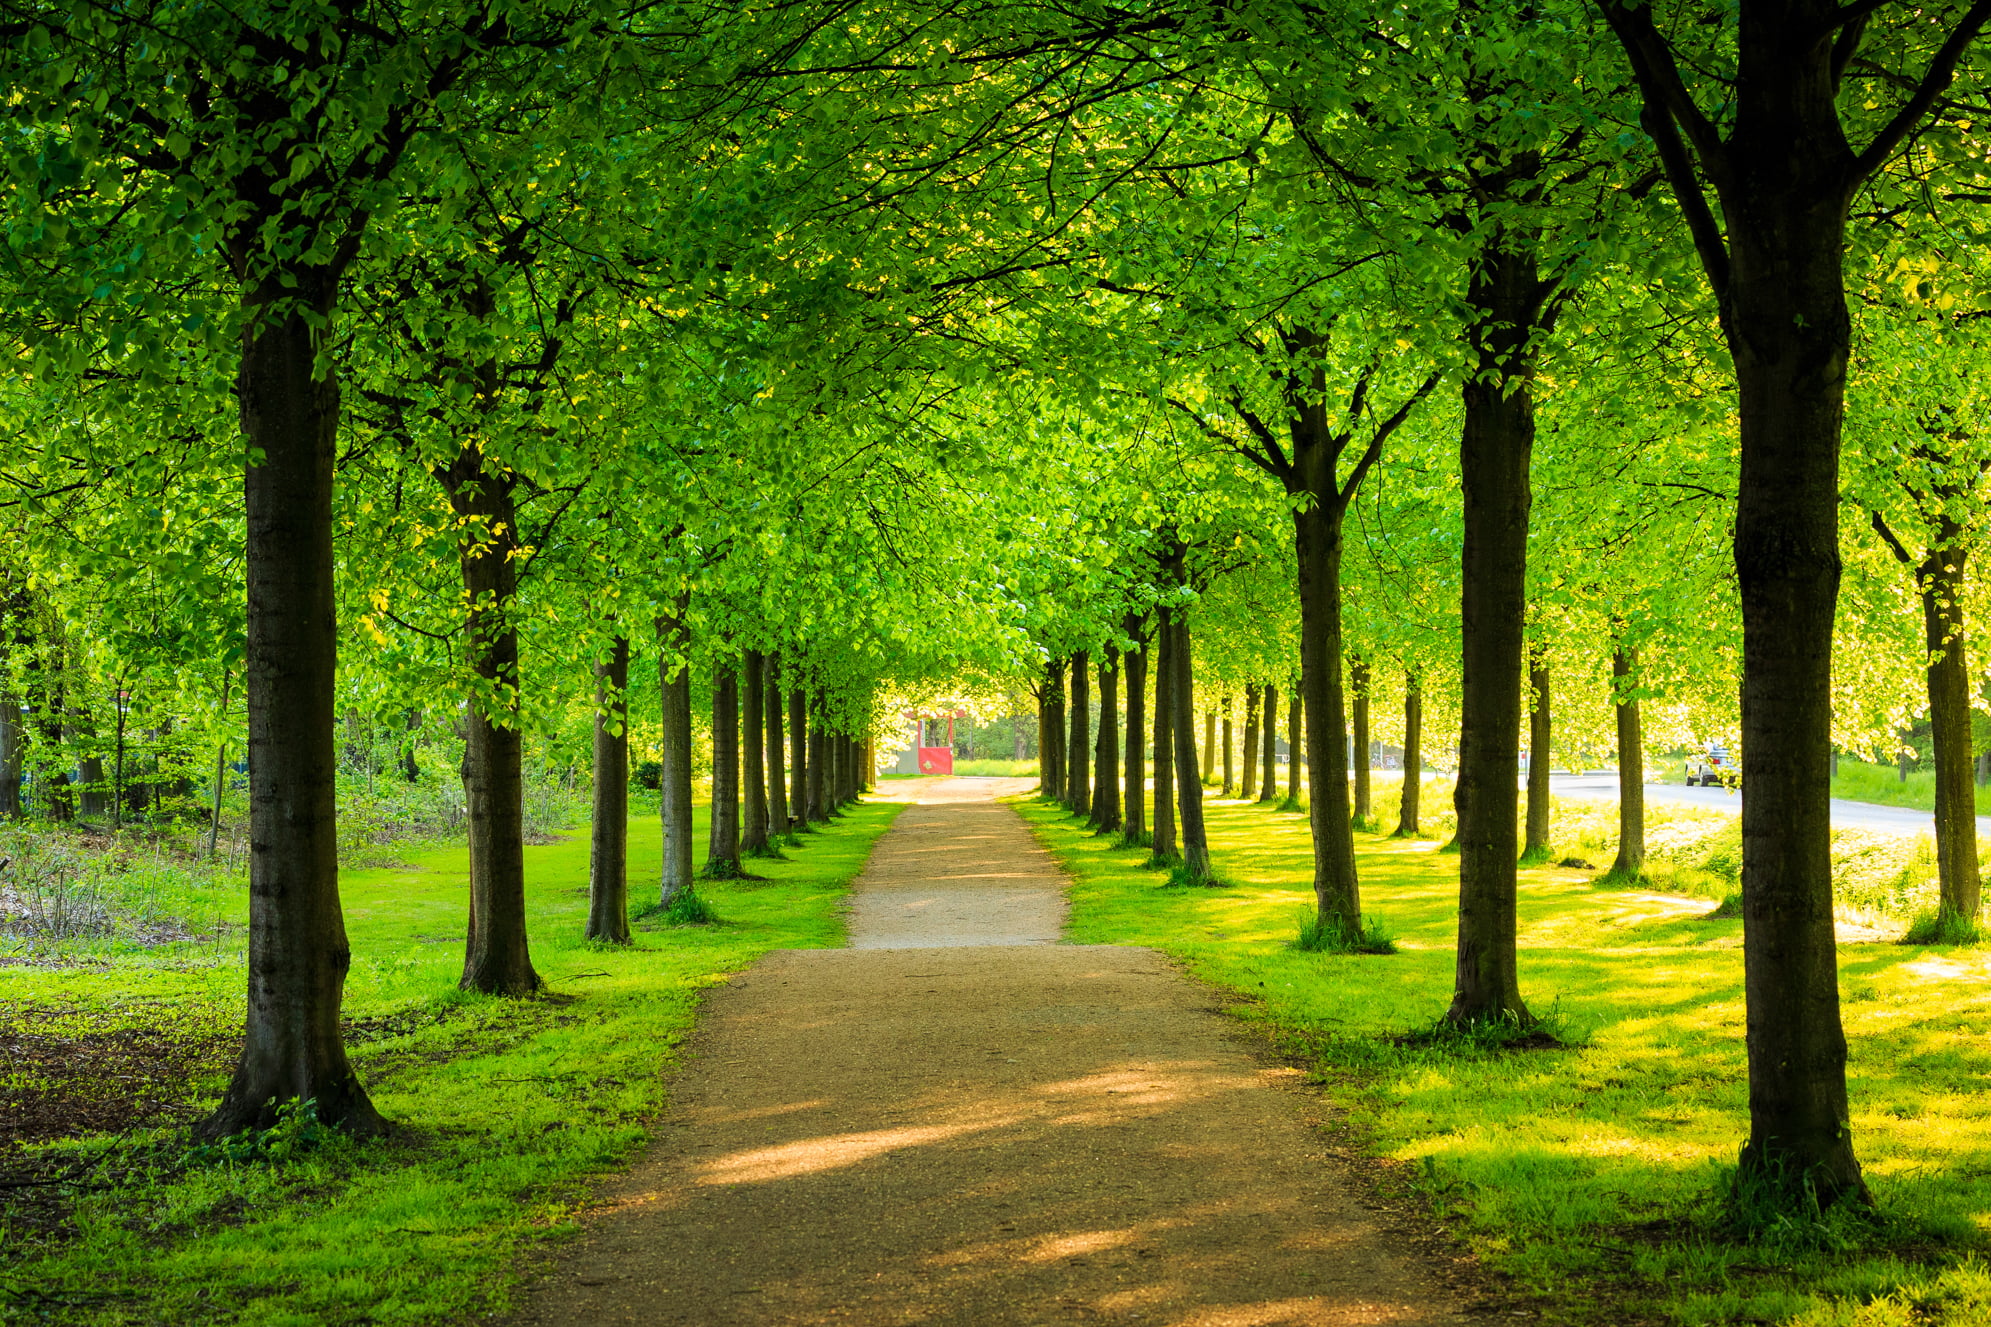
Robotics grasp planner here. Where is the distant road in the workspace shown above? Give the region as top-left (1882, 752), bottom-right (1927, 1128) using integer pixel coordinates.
top-left (1544, 771), bottom-right (1991, 838)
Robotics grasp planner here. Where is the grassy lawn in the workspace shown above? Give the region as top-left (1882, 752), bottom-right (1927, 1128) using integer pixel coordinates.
top-left (1015, 792), bottom-right (1991, 1327)
top-left (1, 798), bottom-right (902, 1325)
top-left (1829, 759), bottom-right (1990, 817)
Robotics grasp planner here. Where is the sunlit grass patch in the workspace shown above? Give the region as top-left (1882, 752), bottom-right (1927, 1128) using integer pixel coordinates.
top-left (0, 796), bottom-right (904, 1324)
top-left (1013, 791), bottom-right (1991, 1326)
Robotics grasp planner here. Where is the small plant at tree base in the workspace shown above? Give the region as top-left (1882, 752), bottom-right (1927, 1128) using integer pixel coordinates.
top-left (1592, 863), bottom-right (1646, 888)
top-left (1352, 814), bottom-right (1383, 835)
top-left (1118, 829), bottom-right (1153, 851)
top-left (637, 888), bottom-right (720, 926)
top-left (746, 844), bottom-right (790, 862)
top-left (1903, 906), bottom-right (1982, 945)
top-left (1437, 835), bottom-right (1460, 855)
top-left (1162, 863), bottom-right (1227, 889)
top-left (1403, 1001), bottom-right (1580, 1053)
top-left (1516, 844), bottom-right (1554, 867)
top-left (1705, 1155), bottom-right (1877, 1255)
top-left (1705, 893), bottom-right (1743, 919)
top-left (183, 1098), bottom-right (336, 1168)
top-left (1278, 797), bottom-right (1306, 814)
top-left (1293, 909), bottom-right (1397, 955)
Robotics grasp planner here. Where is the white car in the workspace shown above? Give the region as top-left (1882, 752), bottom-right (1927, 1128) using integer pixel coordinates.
top-left (1686, 745), bottom-right (1736, 787)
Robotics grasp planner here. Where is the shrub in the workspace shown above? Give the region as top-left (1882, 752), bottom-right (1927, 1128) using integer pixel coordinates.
top-left (1293, 909), bottom-right (1397, 955)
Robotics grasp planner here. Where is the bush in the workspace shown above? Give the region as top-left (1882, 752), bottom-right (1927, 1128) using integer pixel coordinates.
top-left (1903, 905), bottom-right (1982, 945)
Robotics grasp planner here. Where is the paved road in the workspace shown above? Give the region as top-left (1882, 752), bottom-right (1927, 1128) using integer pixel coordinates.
top-left (1546, 771), bottom-right (1990, 838)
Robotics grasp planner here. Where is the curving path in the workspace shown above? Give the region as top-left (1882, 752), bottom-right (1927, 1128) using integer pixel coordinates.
top-left (509, 777), bottom-right (1465, 1326)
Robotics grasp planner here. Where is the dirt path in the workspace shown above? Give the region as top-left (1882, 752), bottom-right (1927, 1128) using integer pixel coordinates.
top-left (509, 779), bottom-right (1465, 1325)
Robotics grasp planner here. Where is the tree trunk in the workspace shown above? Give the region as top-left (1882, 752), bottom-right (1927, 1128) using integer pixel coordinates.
top-left (1524, 647), bottom-right (1552, 862)
top-left (443, 447), bottom-right (539, 998)
top-left (1171, 613), bottom-right (1211, 880)
top-left (1043, 659), bottom-right (1066, 800)
top-left (1092, 647), bottom-right (1121, 833)
top-left (741, 651), bottom-right (769, 855)
top-left (1351, 657), bottom-right (1372, 824)
top-left (1123, 627), bottom-right (1147, 844)
top-left (1286, 685), bottom-right (1302, 804)
top-left (789, 686), bottom-right (810, 832)
top-left (1396, 670), bottom-right (1423, 837)
top-left (1221, 703), bottom-right (1234, 796)
top-left (1242, 685), bottom-right (1259, 800)
top-left (202, 296), bottom-right (379, 1139)
top-left (658, 606), bottom-right (694, 905)
top-left (0, 672), bottom-right (19, 820)
top-left (1921, 546), bottom-right (1981, 922)
top-left (33, 632), bottom-right (71, 822)
top-left (1066, 651), bottom-right (1090, 816)
top-left (766, 654), bottom-right (789, 840)
top-left (1260, 683), bottom-right (1280, 803)
top-left (1151, 609), bottom-right (1177, 864)
top-left (1448, 241), bottom-right (1536, 1027)
top-left (1295, 498), bottom-right (1360, 926)
top-left (707, 661), bottom-right (742, 875)
top-left (207, 671), bottom-right (230, 858)
top-left (401, 708), bottom-right (420, 782)
top-left (1203, 710), bottom-right (1216, 788)
top-left (807, 701), bottom-right (827, 822)
top-left (587, 637), bottom-right (631, 943)
top-left (79, 753), bottom-right (107, 819)
top-left (1609, 644), bottom-right (1646, 882)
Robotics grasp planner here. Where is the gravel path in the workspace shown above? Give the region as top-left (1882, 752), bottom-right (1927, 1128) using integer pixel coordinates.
top-left (509, 778), bottom-right (1465, 1326)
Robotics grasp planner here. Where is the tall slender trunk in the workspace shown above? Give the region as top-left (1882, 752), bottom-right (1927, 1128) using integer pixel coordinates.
top-left (0, 670), bottom-right (19, 820)
top-left (766, 654), bottom-right (789, 840)
top-left (1448, 241), bottom-right (1537, 1027)
top-left (34, 632), bottom-right (72, 822)
top-left (401, 708), bottom-right (420, 782)
top-left (1043, 660), bottom-right (1066, 800)
top-left (1296, 494), bottom-right (1359, 926)
top-left (1151, 610), bottom-right (1177, 863)
top-left (1171, 612), bottom-right (1211, 880)
top-left (789, 686), bottom-right (810, 832)
top-left (658, 605), bottom-right (694, 904)
top-left (807, 699), bottom-right (827, 822)
top-left (1202, 710), bottom-right (1215, 788)
top-left (1122, 628), bottom-right (1147, 843)
top-left (1351, 657), bottom-right (1372, 823)
top-left (588, 637), bottom-right (631, 943)
top-left (1241, 684), bottom-right (1260, 800)
top-left (444, 446), bottom-right (538, 997)
top-left (1221, 703), bottom-right (1235, 796)
top-left (707, 661), bottom-right (741, 875)
top-left (1014, 714), bottom-right (1027, 761)
top-left (1067, 651), bottom-right (1091, 816)
top-left (1609, 644), bottom-right (1646, 881)
top-left (203, 294), bottom-right (379, 1138)
top-left (1396, 670), bottom-right (1423, 837)
top-left (207, 670), bottom-right (230, 858)
top-left (1260, 683), bottom-right (1280, 803)
top-left (1919, 545), bottom-right (1981, 921)
top-left (741, 651), bottom-right (769, 854)
top-left (1092, 647), bottom-right (1121, 833)
top-left (1286, 685), bottom-right (1302, 804)
top-left (1524, 647), bottom-right (1552, 862)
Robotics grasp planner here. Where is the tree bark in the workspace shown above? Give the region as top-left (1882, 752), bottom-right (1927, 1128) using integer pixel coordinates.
top-left (1396, 669), bottom-right (1423, 837)
top-left (203, 294), bottom-right (379, 1138)
top-left (1286, 685), bottom-right (1302, 805)
top-left (1242, 685), bottom-right (1259, 800)
top-left (1066, 651), bottom-right (1090, 816)
top-left (1260, 683), bottom-right (1279, 804)
top-left (1351, 657), bottom-right (1371, 824)
top-left (1203, 710), bottom-right (1216, 788)
top-left (1043, 659), bottom-right (1066, 800)
top-left (707, 661), bottom-right (742, 875)
top-left (766, 654), bottom-right (789, 840)
top-left (741, 651), bottom-right (769, 855)
top-left (1524, 647), bottom-right (1552, 862)
top-left (658, 605), bottom-right (694, 905)
top-left (1092, 647), bottom-right (1121, 833)
top-left (807, 699), bottom-right (828, 822)
top-left (1171, 612), bottom-right (1211, 880)
top-left (1609, 644), bottom-right (1646, 882)
top-left (1448, 241), bottom-right (1536, 1027)
top-left (0, 677), bottom-right (22, 820)
top-left (1296, 496), bottom-right (1359, 926)
top-left (443, 446), bottom-right (539, 998)
top-left (587, 637), bottom-right (630, 943)
top-left (1918, 543), bottom-right (1981, 922)
top-left (1122, 625), bottom-right (1147, 843)
top-left (789, 685), bottom-right (809, 833)
top-left (1151, 608), bottom-right (1177, 864)
top-left (1221, 702), bottom-right (1235, 796)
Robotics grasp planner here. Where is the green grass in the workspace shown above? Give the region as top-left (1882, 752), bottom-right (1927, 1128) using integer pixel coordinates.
top-left (954, 758), bottom-right (1039, 776)
top-left (0, 797), bottom-right (903, 1325)
top-left (1014, 793), bottom-right (1991, 1327)
top-left (1829, 758), bottom-right (1991, 817)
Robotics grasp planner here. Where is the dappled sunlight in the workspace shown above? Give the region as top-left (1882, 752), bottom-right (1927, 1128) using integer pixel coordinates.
top-left (695, 1119), bottom-right (1003, 1184)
